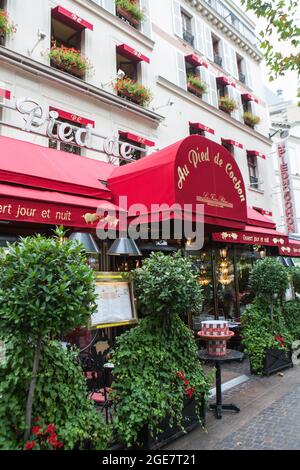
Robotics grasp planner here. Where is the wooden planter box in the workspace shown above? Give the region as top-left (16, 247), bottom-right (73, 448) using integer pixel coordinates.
top-left (262, 348), bottom-right (293, 376)
top-left (116, 6), bottom-right (140, 27)
top-left (187, 83), bottom-right (204, 98)
top-left (219, 104), bottom-right (232, 114)
top-left (117, 89), bottom-right (143, 106)
top-left (134, 396), bottom-right (206, 450)
top-left (244, 120), bottom-right (255, 128)
top-left (50, 60), bottom-right (85, 79)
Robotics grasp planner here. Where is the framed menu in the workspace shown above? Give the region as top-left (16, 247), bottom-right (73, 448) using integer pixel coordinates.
top-left (89, 272), bottom-right (138, 329)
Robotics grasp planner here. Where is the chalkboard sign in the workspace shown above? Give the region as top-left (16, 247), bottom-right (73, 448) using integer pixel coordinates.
top-left (89, 272), bottom-right (138, 329)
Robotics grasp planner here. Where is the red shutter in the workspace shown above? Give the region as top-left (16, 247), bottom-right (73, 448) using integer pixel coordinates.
top-left (52, 6), bottom-right (93, 31)
top-left (116, 44), bottom-right (150, 63)
top-left (49, 107), bottom-right (95, 127)
top-left (119, 131), bottom-right (155, 147)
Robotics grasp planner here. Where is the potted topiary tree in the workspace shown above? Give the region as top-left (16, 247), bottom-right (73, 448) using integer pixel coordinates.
top-left (110, 252), bottom-right (212, 449)
top-left (0, 228), bottom-right (110, 450)
top-left (241, 258), bottom-right (293, 375)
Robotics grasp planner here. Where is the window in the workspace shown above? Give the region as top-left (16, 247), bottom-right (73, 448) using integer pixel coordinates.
top-left (217, 81), bottom-right (226, 99)
top-left (118, 134), bottom-right (143, 166)
top-left (116, 51), bottom-right (138, 82)
top-left (222, 141), bottom-right (234, 155)
top-left (181, 10), bottom-right (194, 46)
top-left (247, 155), bottom-right (259, 189)
top-left (48, 117), bottom-right (82, 156)
top-left (236, 54), bottom-right (246, 83)
top-left (212, 34), bottom-right (222, 67)
top-left (190, 125), bottom-right (204, 136)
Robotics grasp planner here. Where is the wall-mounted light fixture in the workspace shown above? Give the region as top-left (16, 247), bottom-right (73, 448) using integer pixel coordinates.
top-left (27, 30), bottom-right (47, 56)
top-left (101, 69), bottom-right (125, 89)
top-left (152, 98), bottom-right (175, 112)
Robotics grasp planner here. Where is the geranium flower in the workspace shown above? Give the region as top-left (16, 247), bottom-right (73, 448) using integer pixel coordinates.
top-left (25, 440), bottom-right (36, 450)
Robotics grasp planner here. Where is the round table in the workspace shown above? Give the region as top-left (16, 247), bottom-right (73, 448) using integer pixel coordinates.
top-left (198, 349), bottom-right (244, 419)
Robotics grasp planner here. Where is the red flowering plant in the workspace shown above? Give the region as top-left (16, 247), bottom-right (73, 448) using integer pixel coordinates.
top-left (113, 77), bottom-right (152, 107)
top-left (24, 418), bottom-right (64, 451)
top-left (0, 9), bottom-right (17, 37)
top-left (48, 42), bottom-right (93, 78)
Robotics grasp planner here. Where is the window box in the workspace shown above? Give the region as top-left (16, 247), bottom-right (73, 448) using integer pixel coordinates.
top-left (0, 9), bottom-right (16, 44)
top-left (219, 96), bottom-right (237, 114)
top-left (116, 0), bottom-right (145, 28)
top-left (187, 75), bottom-right (207, 98)
top-left (114, 77), bottom-right (152, 107)
top-left (243, 112), bottom-right (260, 128)
top-left (48, 44), bottom-right (92, 79)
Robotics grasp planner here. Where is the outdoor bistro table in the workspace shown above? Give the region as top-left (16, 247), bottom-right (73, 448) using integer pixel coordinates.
top-left (198, 349), bottom-right (244, 419)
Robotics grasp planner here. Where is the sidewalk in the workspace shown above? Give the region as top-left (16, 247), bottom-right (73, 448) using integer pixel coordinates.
top-left (165, 359), bottom-right (300, 450)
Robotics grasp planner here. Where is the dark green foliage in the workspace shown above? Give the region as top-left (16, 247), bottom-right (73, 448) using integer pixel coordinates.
top-left (111, 252), bottom-right (211, 447)
top-left (0, 229), bottom-right (97, 339)
top-left (290, 267), bottom-right (300, 295)
top-left (250, 257), bottom-right (289, 301)
top-left (283, 300), bottom-right (300, 340)
top-left (0, 338), bottom-right (111, 450)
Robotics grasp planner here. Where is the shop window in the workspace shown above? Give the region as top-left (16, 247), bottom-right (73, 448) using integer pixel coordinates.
top-left (181, 10), bottom-right (194, 46)
top-left (247, 154), bottom-right (259, 189)
top-left (118, 134), bottom-right (143, 166)
top-left (212, 34), bottom-right (223, 67)
top-left (48, 117), bottom-right (82, 156)
top-left (216, 247), bottom-right (237, 320)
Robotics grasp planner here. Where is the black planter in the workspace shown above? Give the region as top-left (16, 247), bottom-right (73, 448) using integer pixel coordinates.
top-left (263, 348), bottom-right (293, 376)
top-left (134, 396), bottom-right (206, 450)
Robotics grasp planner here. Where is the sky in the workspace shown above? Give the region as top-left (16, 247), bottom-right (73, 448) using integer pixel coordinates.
top-left (233, 0), bottom-right (299, 102)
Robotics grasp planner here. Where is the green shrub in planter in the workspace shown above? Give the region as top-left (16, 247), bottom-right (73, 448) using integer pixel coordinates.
top-left (290, 267), bottom-right (300, 296)
top-left (283, 299), bottom-right (300, 340)
top-left (111, 252), bottom-right (211, 448)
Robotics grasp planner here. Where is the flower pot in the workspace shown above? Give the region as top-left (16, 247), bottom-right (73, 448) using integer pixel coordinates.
top-left (133, 396), bottom-right (206, 450)
top-left (50, 60), bottom-right (85, 79)
top-left (219, 105), bottom-right (232, 114)
top-left (262, 348), bottom-right (293, 376)
top-left (187, 83), bottom-right (204, 98)
top-left (117, 89), bottom-right (143, 106)
top-left (116, 6), bottom-right (140, 27)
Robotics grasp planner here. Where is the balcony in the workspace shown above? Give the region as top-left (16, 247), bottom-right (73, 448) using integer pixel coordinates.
top-left (214, 54), bottom-right (223, 67)
top-left (183, 29), bottom-right (194, 47)
top-left (239, 72), bottom-right (246, 83)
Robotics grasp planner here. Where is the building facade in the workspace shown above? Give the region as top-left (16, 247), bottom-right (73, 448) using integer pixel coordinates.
top-left (2, 0), bottom-right (289, 322)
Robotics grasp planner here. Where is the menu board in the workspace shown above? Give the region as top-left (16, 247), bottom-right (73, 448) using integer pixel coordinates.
top-left (90, 273), bottom-right (137, 329)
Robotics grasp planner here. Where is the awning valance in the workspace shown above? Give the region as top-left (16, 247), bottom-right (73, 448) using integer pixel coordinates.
top-left (212, 226), bottom-right (288, 247)
top-left (241, 93), bottom-right (258, 102)
top-left (116, 44), bottom-right (150, 63)
top-left (279, 240), bottom-right (300, 257)
top-left (222, 139), bottom-right (243, 149)
top-left (0, 183), bottom-right (122, 228)
top-left (247, 206), bottom-right (276, 229)
top-left (119, 131), bottom-right (155, 147)
top-left (253, 206), bottom-right (273, 218)
top-left (49, 107), bottom-right (95, 127)
top-left (185, 54), bottom-right (208, 68)
top-left (189, 122), bottom-right (215, 135)
top-left (247, 150), bottom-right (266, 160)
top-left (52, 6), bottom-right (93, 31)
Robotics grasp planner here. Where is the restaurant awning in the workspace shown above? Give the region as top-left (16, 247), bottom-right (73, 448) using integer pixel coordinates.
top-left (189, 122), bottom-right (215, 135)
top-left (0, 183), bottom-right (123, 228)
top-left (0, 136), bottom-right (115, 199)
top-left (279, 240), bottom-right (300, 257)
top-left (212, 225), bottom-right (288, 247)
top-left (116, 44), bottom-right (150, 63)
top-left (52, 6), bottom-right (93, 30)
top-left (119, 131), bottom-right (155, 147)
top-left (109, 135), bottom-right (248, 230)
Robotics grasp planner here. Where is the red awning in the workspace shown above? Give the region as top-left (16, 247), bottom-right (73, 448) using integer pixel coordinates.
top-left (0, 88), bottom-right (11, 99)
top-left (217, 76), bottom-right (236, 87)
top-left (0, 136), bottom-right (115, 199)
top-left (247, 207), bottom-right (276, 229)
top-left (50, 107), bottom-right (95, 127)
top-left (119, 131), bottom-right (155, 147)
top-left (253, 207), bottom-right (273, 218)
top-left (279, 240), bottom-right (300, 257)
top-left (247, 150), bottom-right (266, 160)
top-left (185, 54), bottom-right (208, 68)
top-left (116, 44), bottom-right (150, 63)
top-left (212, 226), bottom-right (288, 247)
top-left (52, 6), bottom-right (93, 30)
top-left (108, 135), bottom-right (248, 230)
top-left (0, 183), bottom-right (123, 228)
top-left (241, 93), bottom-right (258, 102)
top-left (189, 122), bottom-right (215, 135)
top-left (222, 139), bottom-right (243, 149)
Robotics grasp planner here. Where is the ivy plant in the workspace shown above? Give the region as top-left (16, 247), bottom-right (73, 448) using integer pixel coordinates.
top-left (0, 228), bottom-right (97, 443)
top-left (110, 252), bottom-right (211, 447)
